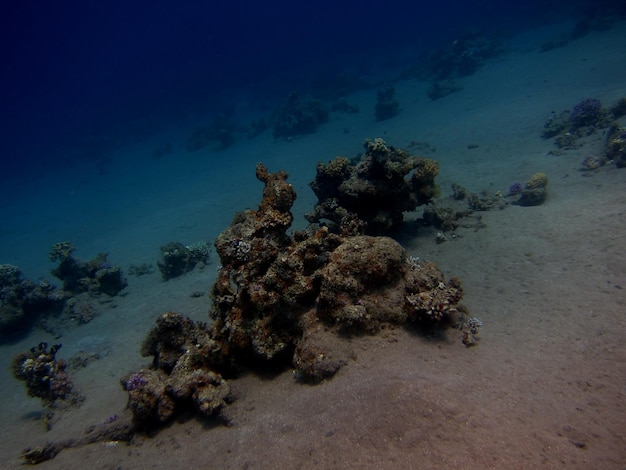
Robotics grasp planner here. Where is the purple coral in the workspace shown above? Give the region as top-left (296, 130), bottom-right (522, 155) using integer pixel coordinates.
top-left (507, 182), bottom-right (523, 196)
top-left (570, 98), bottom-right (602, 128)
top-left (124, 372), bottom-right (148, 391)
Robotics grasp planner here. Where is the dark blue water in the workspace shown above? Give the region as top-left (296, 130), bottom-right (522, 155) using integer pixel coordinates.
top-left (1, 0), bottom-right (609, 176)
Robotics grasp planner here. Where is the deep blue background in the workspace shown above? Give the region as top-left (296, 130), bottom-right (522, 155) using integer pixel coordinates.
top-left (0, 0), bottom-right (608, 173)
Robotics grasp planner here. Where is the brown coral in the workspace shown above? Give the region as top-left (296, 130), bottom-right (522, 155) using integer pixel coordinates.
top-left (123, 312), bottom-right (231, 427)
top-left (209, 165), bottom-right (468, 381)
top-left (306, 138), bottom-right (439, 234)
top-left (123, 158), bottom-right (472, 430)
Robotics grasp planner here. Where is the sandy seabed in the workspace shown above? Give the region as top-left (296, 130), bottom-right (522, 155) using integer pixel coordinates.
top-left (0, 21), bottom-right (625, 469)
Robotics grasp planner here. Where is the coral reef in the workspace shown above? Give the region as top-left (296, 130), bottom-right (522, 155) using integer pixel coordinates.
top-left (306, 138), bottom-right (439, 235)
top-left (543, 98), bottom-right (614, 153)
top-left (525, 172), bottom-right (549, 190)
top-left (580, 154), bottom-right (607, 171)
top-left (515, 172), bottom-right (548, 206)
top-left (427, 80), bottom-right (463, 100)
top-left (461, 317), bottom-right (483, 347)
top-left (210, 163), bottom-right (468, 381)
top-left (122, 312), bottom-right (231, 426)
top-left (120, 159), bottom-right (473, 431)
top-left (467, 190), bottom-right (506, 211)
top-left (11, 342), bottom-right (83, 409)
top-left (606, 123), bottom-right (626, 168)
top-left (310, 72), bottom-right (369, 100)
top-left (422, 205), bottom-right (474, 232)
top-left (542, 111), bottom-right (572, 139)
top-left (187, 113), bottom-right (239, 151)
top-left (569, 98), bottom-right (605, 129)
top-left (157, 241), bottom-right (211, 280)
top-left (451, 183), bottom-right (468, 200)
top-left (507, 182), bottom-right (523, 196)
top-left (49, 242), bottom-right (127, 296)
top-left (128, 262), bottom-right (155, 276)
top-left (62, 294), bottom-right (100, 325)
top-left (272, 92), bottom-right (329, 139)
top-left (400, 30), bottom-right (503, 84)
top-left (0, 264), bottom-right (65, 340)
top-left (609, 97), bottom-right (626, 119)
top-left (374, 85), bottom-right (400, 120)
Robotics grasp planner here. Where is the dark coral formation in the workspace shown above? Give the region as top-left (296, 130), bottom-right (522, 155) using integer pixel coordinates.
top-left (374, 85), bottom-right (400, 120)
top-left (542, 97), bottom-right (619, 154)
top-left (210, 163), bottom-right (467, 380)
top-left (400, 30), bottom-right (503, 83)
top-left (157, 241), bottom-right (211, 280)
top-left (122, 312), bottom-right (231, 426)
top-left (427, 80), bottom-right (463, 100)
top-left (272, 92), bottom-right (329, 139)
top-left (569, 98), bottom-right (604, 129)
top-left (49, 242), bottom-right (127, 297)
top-left (606, 123), bottom-right (626, 168)
top-left (187, 113), bottom-right (239, 152)
top-left (467, 191), bottom-right (506, 211)
top-left (306, 138), bottom-right (439, 235)
top-left (426, 32), bottom-right (503, 80)
top-left (61, 295), bottom-right (100, 325)
top-left (0, 264), bottom-right (65, 340)
top-left (515, 172), bottom-right (549, 207)
top-left (11, 342), bottom-right (83, 408)
top-left (422, 205), bottom-right (474, 232)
